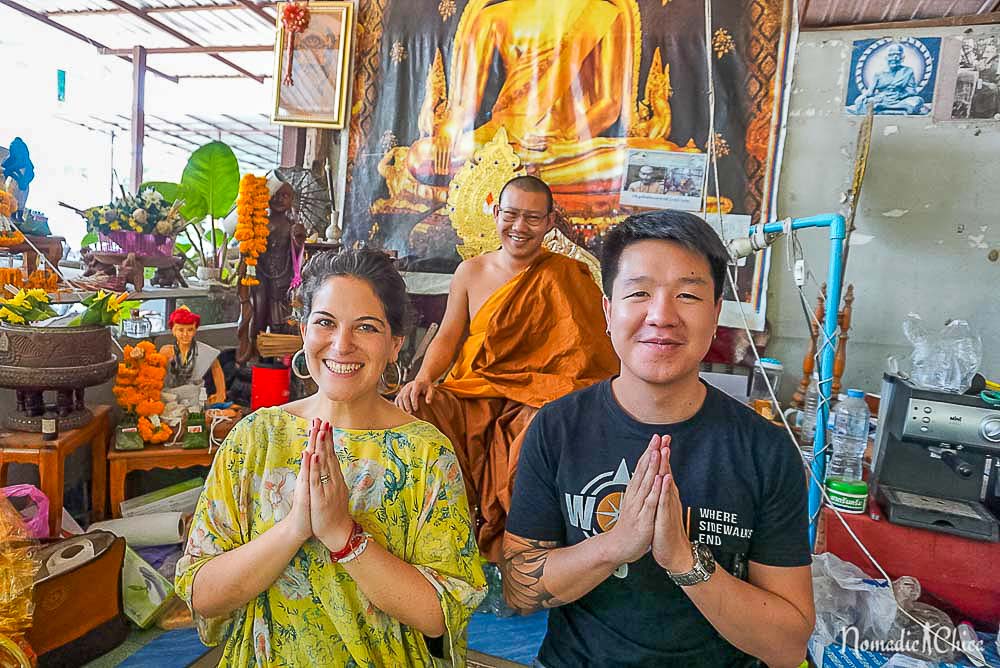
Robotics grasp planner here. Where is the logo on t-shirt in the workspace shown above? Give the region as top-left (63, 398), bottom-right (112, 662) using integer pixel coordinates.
top-left (564, 458), bottom-right (631, 537)
top-left (564, 459), bottom-right (634, 578)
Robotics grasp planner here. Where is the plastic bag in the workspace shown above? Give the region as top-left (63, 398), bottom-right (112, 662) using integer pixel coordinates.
top-left (810, 552), bottom-right (898, 649)
top-left (0, 494), bottom-right (40, 667)
top-left (1, 486), bottom-right (49, 540)
top-left (887, 576), bottom-right (957, 663)
top-left (902, 314), bottom-right (982, 393)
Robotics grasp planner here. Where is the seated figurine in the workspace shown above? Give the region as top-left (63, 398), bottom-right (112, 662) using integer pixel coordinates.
top-left (159, 306), bottom-right (226, 408)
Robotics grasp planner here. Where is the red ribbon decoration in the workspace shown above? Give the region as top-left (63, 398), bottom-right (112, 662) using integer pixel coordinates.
top-left (281, 1), bottom-right (311, 86)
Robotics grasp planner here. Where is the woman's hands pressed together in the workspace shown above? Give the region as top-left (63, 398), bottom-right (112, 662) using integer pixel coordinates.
top-left (282, 418), bottom-right (356, 552)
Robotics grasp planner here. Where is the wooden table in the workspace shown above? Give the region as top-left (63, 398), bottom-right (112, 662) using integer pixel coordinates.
top-left (107, 446), bottom-right (217, 518)
top-left (8, 235), bottom-right (65, 273)
top-left (0, 404), bottom-right (110, 537)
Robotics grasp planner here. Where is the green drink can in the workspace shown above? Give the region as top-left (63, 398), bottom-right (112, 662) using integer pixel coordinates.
top-left (826, 478), bottom-right (868, 514)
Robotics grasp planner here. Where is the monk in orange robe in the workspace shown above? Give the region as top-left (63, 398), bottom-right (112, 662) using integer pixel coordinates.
top-left (397, 176), bottom-right (617, 560)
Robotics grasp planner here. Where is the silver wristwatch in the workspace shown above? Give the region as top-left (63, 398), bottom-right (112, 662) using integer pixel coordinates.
top-left (666, 542), bottom-right (716, 587)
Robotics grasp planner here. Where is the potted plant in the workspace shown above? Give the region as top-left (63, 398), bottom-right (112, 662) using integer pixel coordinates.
top-left (143, 141), bottom-right (241, 283)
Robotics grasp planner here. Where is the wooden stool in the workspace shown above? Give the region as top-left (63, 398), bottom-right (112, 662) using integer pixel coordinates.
top-left (108, 447), bottom-right (217, 518)
top-left (0, 404), bottom-right (111, 537)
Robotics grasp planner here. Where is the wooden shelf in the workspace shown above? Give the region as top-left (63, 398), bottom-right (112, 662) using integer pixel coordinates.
top-left (49, 285), bottom-right (220, 304)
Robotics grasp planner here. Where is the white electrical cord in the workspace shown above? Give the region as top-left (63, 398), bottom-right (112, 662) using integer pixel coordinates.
top-left (700, 0), bottom-right (964, 653)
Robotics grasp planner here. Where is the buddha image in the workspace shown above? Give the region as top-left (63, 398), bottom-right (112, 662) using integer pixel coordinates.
top-left (349, 0), bottom-right (783, 264)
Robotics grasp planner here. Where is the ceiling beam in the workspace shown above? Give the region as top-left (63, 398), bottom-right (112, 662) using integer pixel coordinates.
top-left (175, 73), bottom-right (271, 79)
top-left (234, 0), bottom-right (276, 26)
top-left (106, 0), bottom-right (265, 83)
top-left (100, 44), bottom-right (273, 56)
top-left (45, 2), bottom-right (276, 17)
top-left (0, 0), bottom-right (178, 83)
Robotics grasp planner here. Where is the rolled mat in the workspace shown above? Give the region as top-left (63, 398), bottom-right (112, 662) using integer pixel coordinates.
top-left (90, 512), bottom-right (186, 547)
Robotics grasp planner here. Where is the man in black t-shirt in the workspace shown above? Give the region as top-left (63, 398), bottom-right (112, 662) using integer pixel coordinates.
top-left (503, 211), bottom-right (814, 668)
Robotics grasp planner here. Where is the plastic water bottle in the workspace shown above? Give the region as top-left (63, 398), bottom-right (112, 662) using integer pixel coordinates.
top-left (827, 389), bottom-right (870, 482)
top-left (799, 373), bottom-right (820, 462)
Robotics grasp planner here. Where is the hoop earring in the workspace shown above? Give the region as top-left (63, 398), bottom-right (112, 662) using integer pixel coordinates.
top-left (380, 360), bottom-right (404, 395)
top-left (291, 349), bottom-right (311, 380)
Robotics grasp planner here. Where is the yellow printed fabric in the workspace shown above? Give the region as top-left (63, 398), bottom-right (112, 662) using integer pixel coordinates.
top-left (174, 408), bottom-right (487, 667)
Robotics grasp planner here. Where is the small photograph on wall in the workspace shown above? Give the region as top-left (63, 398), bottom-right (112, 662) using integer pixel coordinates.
top-left (845, 37), bottom-right (941, 116)
top-left (619, 149), bottom-right (708, 211)
top-left (939, 33), bottom-right (1000, 120)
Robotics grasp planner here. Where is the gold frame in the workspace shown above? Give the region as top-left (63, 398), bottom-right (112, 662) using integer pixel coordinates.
top-left (271, 1), bottom-right (355, 129)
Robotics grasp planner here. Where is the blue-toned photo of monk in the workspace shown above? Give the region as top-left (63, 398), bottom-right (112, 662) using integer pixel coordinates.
top-left (846, 37), bottom-right (941, 115)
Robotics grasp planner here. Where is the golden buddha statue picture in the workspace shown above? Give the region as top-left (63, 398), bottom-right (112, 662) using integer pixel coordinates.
top-left (344, 0), bottom-right (788, 268)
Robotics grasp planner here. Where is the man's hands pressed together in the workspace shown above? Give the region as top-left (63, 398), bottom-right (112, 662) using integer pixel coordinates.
top-left (604, 434), bottom-right (693, 573)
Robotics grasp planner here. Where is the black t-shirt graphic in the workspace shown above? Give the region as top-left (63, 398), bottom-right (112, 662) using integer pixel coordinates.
top-left (506, 380), bottom-right (811, 668)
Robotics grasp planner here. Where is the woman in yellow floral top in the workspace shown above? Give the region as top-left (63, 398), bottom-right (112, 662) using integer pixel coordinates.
top-left (176, 249), bottom-right (486, 667)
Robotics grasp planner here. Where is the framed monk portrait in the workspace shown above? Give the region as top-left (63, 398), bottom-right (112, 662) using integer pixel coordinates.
top-left (272, 1), bottom-right (355, 129)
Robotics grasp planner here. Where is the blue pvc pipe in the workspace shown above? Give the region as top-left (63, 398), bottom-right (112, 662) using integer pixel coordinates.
top-left (751, 214), bottom-right (847, 548)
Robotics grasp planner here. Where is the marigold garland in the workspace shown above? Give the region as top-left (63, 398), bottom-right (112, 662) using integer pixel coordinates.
top-left (0, 190), bottom-right (25, 247)
top-left (113, 341), bottom-right (172, 444)
top-left (0, 189), bottom-right (17, 218)
top-left (0, 268), bottom-right (23, 291)
top-left (25, 269), bottom-right (58, 292)
top-left (235, 173), bottom-right (270, 286)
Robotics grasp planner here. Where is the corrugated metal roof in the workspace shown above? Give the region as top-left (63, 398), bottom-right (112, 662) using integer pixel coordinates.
top-left (6, 1), bottom-right (282, 171)
top-left (62, 112), bottom-right (280, 171)
top-left (7, 1), bottom-right (276, 79)
top-left (801, 0), bottom-right (1000, 27)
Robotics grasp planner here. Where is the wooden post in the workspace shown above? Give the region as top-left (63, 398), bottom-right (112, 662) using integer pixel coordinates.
top-left (792, 284), bottom-right (826, 408)
top-left (832, 284), bottom-right (855, 397)
top-left (130, 45), bottom-right (147, 193)
top-left (280, 126), bottom-right (307, 167)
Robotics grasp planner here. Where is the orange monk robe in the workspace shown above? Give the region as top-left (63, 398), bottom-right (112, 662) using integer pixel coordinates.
top-left (414, 251), bottom-right (618, 561)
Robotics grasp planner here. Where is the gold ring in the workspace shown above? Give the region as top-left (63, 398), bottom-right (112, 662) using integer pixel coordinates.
top-left (319, 474), bottom-right (331, 484)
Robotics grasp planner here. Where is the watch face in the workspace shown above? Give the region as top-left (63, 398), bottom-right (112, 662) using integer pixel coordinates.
top-left (695, 543), bottom-right (717, 575)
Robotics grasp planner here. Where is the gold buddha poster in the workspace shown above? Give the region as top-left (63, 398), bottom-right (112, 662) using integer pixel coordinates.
top-left (342, 0), bottom-right (792, 286)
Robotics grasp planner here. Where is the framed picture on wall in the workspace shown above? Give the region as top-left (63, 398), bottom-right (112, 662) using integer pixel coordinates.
top-left (272, 1), bottom-right (355, 129)
top-left (933, 31), bottom-right (1000, 122)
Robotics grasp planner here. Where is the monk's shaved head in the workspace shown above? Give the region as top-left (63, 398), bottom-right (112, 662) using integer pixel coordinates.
top-left (498, 175), bottom-right (553, 213)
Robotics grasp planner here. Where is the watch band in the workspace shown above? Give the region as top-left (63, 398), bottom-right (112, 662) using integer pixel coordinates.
top-left (666, 542), bottom-right (716, 587)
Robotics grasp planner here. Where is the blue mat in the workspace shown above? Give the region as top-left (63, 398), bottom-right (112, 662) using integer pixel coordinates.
top-left (117, 613), bottom-right (547, 667)
top-left (467, 610), bottom-right (547, 665)
top-left (118, 628), bottom-right (209, 668)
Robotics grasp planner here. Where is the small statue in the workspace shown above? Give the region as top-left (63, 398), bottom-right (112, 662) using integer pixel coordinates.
top-left (80, 247), bottom-right (117, 278)
top-left (119, 252), bottom-right (144, 291)
top-left (152, 256), bottom-right (188, 288)
top-left (160, 306), bottom-right (226, 406)
top-left (251, 177), bottom-right (297, 338)
top-left (1, 138), bottom-right (34, 221)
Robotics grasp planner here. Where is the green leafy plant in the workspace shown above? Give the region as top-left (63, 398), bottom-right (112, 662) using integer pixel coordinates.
top-left (140, 141), bottom-right (241, 271)
top-left (70, 291), bottom-right (139, 327)
top-left (0, 289), bottom-right (137, 328)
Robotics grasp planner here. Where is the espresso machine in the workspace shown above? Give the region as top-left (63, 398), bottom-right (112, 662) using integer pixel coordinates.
top-left (871, 374), bottom-right (1000, 542)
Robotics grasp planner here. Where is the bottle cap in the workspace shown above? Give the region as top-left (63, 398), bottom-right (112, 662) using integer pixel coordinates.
top-left (847, 389), bottom-right (865, 398)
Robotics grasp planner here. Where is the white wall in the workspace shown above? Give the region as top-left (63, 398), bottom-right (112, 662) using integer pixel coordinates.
top-left (767, 26), bottom-right (1000, 400)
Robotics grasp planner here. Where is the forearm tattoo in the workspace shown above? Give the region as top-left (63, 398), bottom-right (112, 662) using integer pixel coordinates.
top-left (501, 534), bottom-right (567, 613)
